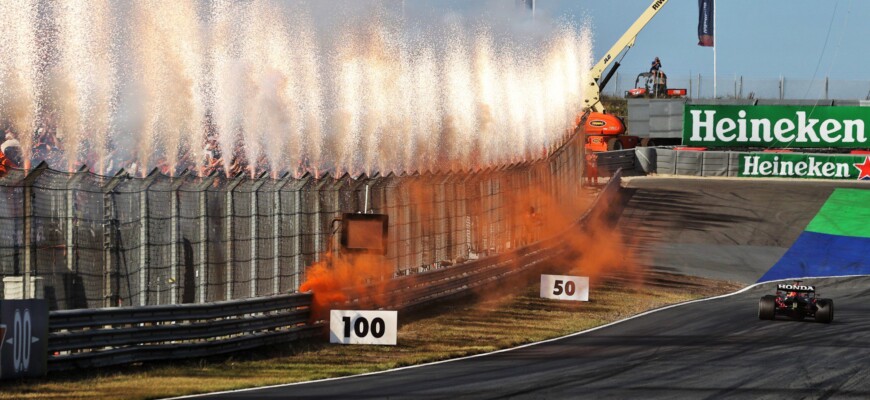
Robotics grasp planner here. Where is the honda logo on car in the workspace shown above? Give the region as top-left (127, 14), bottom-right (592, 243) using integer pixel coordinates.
top-left (683, 105), bottom-right (870, 148)
top-left (777, 284), bottom-right (815, 291)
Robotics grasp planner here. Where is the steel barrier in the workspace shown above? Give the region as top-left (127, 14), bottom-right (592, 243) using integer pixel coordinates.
top-left (47, 292), bottom-right (318, 371)
top-left (595, 150), bottom-right (637, 175)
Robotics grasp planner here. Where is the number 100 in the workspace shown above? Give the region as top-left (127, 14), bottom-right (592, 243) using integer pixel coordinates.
top-left (342, 316), bottom-right (386, 338)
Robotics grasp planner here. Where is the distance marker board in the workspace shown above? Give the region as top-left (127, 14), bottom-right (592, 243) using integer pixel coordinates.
top-left (540, 274), bottom-right (589, 301)
top-left (329, 310), bottom-right (397, 345)
top-left (0, 299), bottom-right (48, 379)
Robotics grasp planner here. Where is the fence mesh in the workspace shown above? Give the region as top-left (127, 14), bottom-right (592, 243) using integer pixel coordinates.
top-left (0, 132), bottom-right (587, 310)
top-left (605, 73), bottom-right (870, 101)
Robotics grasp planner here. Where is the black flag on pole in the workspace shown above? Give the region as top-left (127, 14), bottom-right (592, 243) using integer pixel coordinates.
top-left (698, 0), bottom-right (714, 47)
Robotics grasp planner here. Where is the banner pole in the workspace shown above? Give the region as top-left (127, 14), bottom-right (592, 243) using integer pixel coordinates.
top-left (713, 0), bottom-right (717, 99)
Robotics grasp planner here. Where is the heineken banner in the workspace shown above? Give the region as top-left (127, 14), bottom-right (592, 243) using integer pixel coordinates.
top-left (739, 153), bottom-right (870, 180)
top-left (683, 105), bottom-right (870, 148)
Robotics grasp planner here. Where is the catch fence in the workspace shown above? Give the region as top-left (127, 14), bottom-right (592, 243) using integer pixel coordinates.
top-left (604, 73), bottom-right (870, 101)
top-left (0, 137), bottom-right (585, 311)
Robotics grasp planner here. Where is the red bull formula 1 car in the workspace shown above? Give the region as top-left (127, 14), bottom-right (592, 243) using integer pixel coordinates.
top-left (758, 281), bottom-right (834, 323)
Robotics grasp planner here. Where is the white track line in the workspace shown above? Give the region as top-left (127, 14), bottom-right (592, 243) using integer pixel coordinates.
top-left (167, 274), bottom-right (867, 399)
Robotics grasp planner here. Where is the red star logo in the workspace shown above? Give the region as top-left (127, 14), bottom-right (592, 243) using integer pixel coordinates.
top-left (855, 156), bottom-right (870, 180)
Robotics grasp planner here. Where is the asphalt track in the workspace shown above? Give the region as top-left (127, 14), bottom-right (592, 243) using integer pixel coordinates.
top-left (189, 177), bottom-right (870, 399)
top-left (619, 177), bottom-right (870, 283)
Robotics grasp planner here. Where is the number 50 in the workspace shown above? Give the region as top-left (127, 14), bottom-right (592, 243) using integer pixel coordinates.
top-left (553, 280), bottom-right (576, 296)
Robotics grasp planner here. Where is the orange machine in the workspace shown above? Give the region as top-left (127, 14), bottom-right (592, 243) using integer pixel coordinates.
top-left (582, 112), bottom-right (638, 152)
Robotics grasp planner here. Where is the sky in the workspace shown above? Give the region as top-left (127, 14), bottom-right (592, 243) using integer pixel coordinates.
top-left (404, 0), bottom-right (865, 82)
top-left (547, 0), bottom-right (863, 81)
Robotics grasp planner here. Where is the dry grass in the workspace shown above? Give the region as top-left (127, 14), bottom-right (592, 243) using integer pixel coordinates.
top-left (0, 271), bottom-right (743, 399)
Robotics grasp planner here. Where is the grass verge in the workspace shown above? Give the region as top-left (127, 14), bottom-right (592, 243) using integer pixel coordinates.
top-left (0, 271), bottom-right (743, 399)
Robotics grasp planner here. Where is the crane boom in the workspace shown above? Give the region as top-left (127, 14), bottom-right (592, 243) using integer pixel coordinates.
top-left (583, 0), bottom-right (670, 113)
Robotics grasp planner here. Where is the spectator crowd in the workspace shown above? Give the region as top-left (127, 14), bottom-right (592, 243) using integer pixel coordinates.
top-left (0, 115), bottom-right (311, 179)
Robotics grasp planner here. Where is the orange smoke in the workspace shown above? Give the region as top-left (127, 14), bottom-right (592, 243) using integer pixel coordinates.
top-left (299, 160), bottom-right (644, 320)
top-left (560, 208), bottom-right (642, 285)
top-left (466, 172), bottom-right (644, 304)
top-left (300, 252), bottom-right (394, 321)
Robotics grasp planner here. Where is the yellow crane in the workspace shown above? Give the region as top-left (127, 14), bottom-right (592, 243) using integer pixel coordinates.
top-left (581, 0), bottom-right (671, 152)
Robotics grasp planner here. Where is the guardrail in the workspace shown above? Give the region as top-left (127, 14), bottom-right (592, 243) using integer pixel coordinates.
top-left (358, 238), bottom-right (563, 313)
top-left (47, 292), bottom-right (319, 371)
top-left (595, 150), bottom-right (637, 175)
top-left (44, 169), bottom-right (626, 373)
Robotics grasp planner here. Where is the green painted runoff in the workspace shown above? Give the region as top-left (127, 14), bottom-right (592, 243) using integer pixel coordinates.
top-left (806, 188), bottom-right (870, 238)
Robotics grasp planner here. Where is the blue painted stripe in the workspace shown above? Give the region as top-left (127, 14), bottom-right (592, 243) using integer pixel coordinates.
top-left (758, 231), bottom-right (870, 282)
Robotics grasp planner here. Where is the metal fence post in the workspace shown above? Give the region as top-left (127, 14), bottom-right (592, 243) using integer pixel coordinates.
top-left (293, 176), bottom-right (309, 290)
top-left (196, 174), bottom-right (215, 304)
top-left (733, 75), bottom-right (737, 99)
top-left (463, 173), bottom-right (478, 259)
top-left (22, 162), bottom-right (48, 299)
top-left (65, 166), bottom-right (88, 277)
top-left (139, 181), bottom-right (148, 306)
top-left (225, 175), bottom-right (244, 301)
top-left (168, 172), bottom-right (189, 305)
top-left (434, 174), bottom-right (449, 264)
top-left (102, 169), bottom-right (127, 307)
top-left (272, 173), bottom-right (292, 294)
top-left (480, 170), bottom-right (493, 255)
top-left (325, 175), bottom-right (348, 263)
top-left (416, 173), bottom-right (435, 269)
top-left (494, 169), bottom-right (506, 253)
top-left (314, 178), bottom-right (332, 261)
top-left (250, 172), bottom-right (267, 297)
top-left (138, 169), bottom-right (160, 306)
top-left (391, 174), bottom-right (411, 272)
top-left (614, 72), bottom-right (620, 96)
top-left (825, 76), bottom-right (829, 100)
top-left (455, 174), bottom-right (469, 260)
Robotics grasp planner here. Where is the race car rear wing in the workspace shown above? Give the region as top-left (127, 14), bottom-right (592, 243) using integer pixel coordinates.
top-left (777, 284), bottom-right (815, 292)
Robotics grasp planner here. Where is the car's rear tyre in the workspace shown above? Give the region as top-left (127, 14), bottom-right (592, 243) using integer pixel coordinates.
top-left (640, 138), bottom-right (656, 147)
top-left (606, 138), bottom-right (623, 151)
top-left (758, 295), bottom-right (776, 320)
top-left (815, 299), bottom-right (834, 323)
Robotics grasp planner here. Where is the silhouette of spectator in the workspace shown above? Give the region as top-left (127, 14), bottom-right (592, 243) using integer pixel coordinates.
top-left (1, 132), bottom-right (22, 167)
top-left (584, 152), bottom-right (599, 185)
top-left (650, 57), bottom-right (662, 73)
